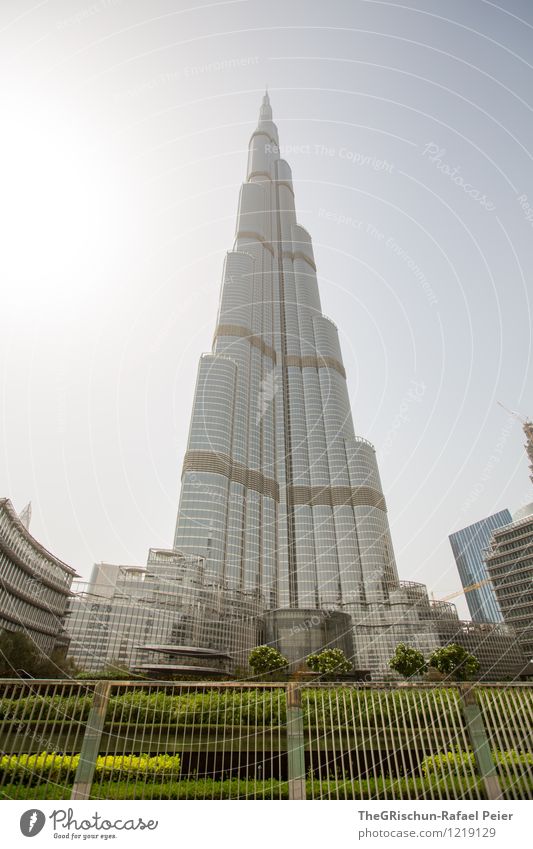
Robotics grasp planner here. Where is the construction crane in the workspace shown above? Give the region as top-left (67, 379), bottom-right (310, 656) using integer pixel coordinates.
top-left (437, 578), bottom-right (490, 604)
top-left (497, 401), bottom-right (533, 485)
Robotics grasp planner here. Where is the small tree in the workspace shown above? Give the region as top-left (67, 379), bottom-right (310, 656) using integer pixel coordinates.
top-left (306, 653), bottom-right (320, 672)
top-left (0, 630), bottom-right (42, 677)
top-left (428, 643), bottom-right (480, 681)
top-left (0, 630), bottom-right (79, 679)
top-left (389, 643), bottom-right (427, 678)
top-left (248, 645), bottom-right (288, 677)
top-left (39, 647), bottom-right (80, 678)
top-left (306, 648), bottom-right (352, 678)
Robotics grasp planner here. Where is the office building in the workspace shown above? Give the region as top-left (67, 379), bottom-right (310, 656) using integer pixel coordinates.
top-left (449, 510), bottom-right (511, 623)
top-left (485, 504), bottom-right (533, 661)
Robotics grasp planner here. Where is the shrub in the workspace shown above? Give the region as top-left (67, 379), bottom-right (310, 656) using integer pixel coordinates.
top-left (0, 690), bottom-right (288, 727)
top-left (5, 774), bottom-right (533, 801)
top-left (94, 753), bottom-right (180, 782)
top-left (388, 643), bottom-right (427, 678)
top-left (428, 644), bottom-right (480, 680)
top-left (248, 646), bottom-right (288, 677)
top-left (0, 753), bottom-right (80, 784)
top-left (0, 632), bottom-right (79, 678)
top-left (0, 693), bottom-right (93, 722)
top-left (306, 649), bottom-right (352, 678)
top-left (421, 748), bottom-right (533, 778)
top-left (0, 687), bottom-right (469, 730)
top-left (0, 752), bottom-right (180, 785)
top-left (108, 690), bottom-right (286, 726)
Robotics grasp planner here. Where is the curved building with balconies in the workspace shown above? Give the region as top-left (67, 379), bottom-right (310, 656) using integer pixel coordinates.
top-left (0, 498), bottom-right (77, 655)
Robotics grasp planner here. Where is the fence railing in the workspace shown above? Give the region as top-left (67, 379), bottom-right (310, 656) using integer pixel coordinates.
top-left (0, 680), bottom-right (531, 800)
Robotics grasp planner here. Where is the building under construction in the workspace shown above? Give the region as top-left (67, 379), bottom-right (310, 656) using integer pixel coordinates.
top-left (525, 419), bottom-right (533, 485)
top-left (498, 402), bottom-right (533, 485)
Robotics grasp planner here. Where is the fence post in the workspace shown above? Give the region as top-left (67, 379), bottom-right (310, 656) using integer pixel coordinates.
top-left (459, 684), bottom-right (502, 800)
top-left (71, 681), bottom-right (112, 800)
top-left (286, 682), bottom-right (306, 800)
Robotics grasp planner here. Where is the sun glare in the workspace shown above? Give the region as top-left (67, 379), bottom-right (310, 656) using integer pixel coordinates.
top-left (1, 92), bottom-right (120, 315)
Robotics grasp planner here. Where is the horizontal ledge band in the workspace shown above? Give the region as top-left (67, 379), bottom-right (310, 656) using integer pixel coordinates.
top-left (281, 249), bottom-right (316, 271)
top-left (182, 452), bottom-right (386, 512)
top-left (289, 484), bottom-right (386, 511)
top-left (214, 325), bottom-right (277, 362)
top-left (182, 450), bottom-right (279, 501)
top-left (235, 231), bottom-right (275, 255)
top-left (285, 354), bottom-right (346, 379)
top-left (214, 326), bottom-right (346, 378)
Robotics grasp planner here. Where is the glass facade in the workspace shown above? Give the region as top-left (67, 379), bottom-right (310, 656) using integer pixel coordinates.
top-left (485, 507), bottom-right (533, 661)
top-left (449, 510), bottom-right (511, 623)
top-left (174, 93), bottom-right (400, 618)
top-left (66, 551), bottom-right (262, 673)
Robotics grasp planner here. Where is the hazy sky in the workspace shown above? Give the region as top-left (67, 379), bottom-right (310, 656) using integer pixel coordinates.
top-left (1, 0), bottom-right (532, 617)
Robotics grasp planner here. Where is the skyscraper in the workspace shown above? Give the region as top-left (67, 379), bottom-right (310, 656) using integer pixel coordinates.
top-left (66, 94), bottom-right (526, 680)
top-left (449, 510), bottom-right (511, 624)
top-left (174, 93), bottom-right (399, 619)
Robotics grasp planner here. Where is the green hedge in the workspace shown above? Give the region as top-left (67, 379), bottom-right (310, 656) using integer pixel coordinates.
top-left (106, 690), bottom-right (286, 726)
top-left (0, 694), bottom-right (93, 722)
top-left (421, 748), bottom-right (533, 777)
top-left (0, 752), bottom-right (180, 785)
top-left (302, 688), bottom-right (462, 728)
top-left (0, 688), bottom-right (531, 730)
top-left (3, 746), bottom-right (530, 796)
top-left (3, 774), bottom-right (532, 801)
top-left (0, 691), bottom-right (285, 726)
top-left (0, 688), bottom-right (462, 728)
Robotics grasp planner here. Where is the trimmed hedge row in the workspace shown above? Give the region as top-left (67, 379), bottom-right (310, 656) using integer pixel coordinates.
top-left (3, 775), bottom-right (533, 801)
top-left (421, 748), bottom-right (533, 777)
top-left (0, 689), bottom-right (466, 727)
top-left (0, 694), bottom-right (93, 722)
top-left (1, 688), bottom-right (530, 731)
top-left (0, 753), bottom-right (180, 785)
top-left (2, 748), bottom-right (531, 793)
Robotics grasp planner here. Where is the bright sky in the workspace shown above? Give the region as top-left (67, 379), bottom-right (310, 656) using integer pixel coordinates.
top-left (1, 0), bottom-right (532, 617)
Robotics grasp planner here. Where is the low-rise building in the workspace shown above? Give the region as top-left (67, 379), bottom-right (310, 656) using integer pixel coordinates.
top-left (65, 549), bottom-right (262, 674)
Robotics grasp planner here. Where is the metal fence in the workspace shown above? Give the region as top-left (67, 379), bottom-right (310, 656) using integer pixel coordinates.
top-left (0, 680), bottom-right (531, 800)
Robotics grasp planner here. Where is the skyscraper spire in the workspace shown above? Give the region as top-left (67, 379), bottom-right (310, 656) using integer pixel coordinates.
top-left (260, 88), bottom-right (271, 115)
top-left (256, 88), bottom-right (277, 146)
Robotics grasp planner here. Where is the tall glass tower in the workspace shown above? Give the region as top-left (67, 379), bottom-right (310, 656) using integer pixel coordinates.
top-left (174, 93), bottom-right (399, 617)
top-left (64, 95), bottom-right (526, 679)
top-left (449, 510), bottom-right (511, 624)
